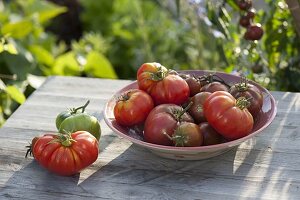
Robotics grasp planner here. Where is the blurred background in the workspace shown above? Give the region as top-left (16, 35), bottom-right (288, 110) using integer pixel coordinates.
top-left (0, 0), bottom-right (299, 126)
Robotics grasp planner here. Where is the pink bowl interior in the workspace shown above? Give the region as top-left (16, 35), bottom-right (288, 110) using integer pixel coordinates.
top-left (103, 70), bottom-right (277, 152)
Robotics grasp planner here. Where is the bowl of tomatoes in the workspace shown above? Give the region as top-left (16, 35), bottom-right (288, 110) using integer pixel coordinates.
top-left (104, 63), bottom-right (277, 160)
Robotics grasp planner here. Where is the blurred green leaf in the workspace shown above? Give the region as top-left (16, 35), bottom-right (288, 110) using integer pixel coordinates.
top-left (0, 38), bottom-right (18, 54)
top-left (18, 0), bottom-right (67, 24)
top-left (0, 92), bottom-right (12, 116)
top-left (1, 51), bottom-right (33, 80)
top-left (176, 0), bottom-right (180, 18)
top-left (5, 85), bottom-right (25, 104)
top-left (84, 51), bottom-right (117, 79)
top-left (225, 0), bottom-right (240, 10)
top-left (52, 52), bottom-right (81, 76)
top-left (1, 20), bottom-right (33, 39)
top-left (29, 45), bottom-right (54, 66)
top-left (0, 79), bottom-right (6, 90)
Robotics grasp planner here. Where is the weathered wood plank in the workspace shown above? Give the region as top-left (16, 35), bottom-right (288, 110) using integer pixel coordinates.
top-left (0, 76), bottom-right (300, 200)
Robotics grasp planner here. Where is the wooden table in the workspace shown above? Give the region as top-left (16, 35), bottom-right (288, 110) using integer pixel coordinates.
top-left (0, 76), bottom-right (299, 200)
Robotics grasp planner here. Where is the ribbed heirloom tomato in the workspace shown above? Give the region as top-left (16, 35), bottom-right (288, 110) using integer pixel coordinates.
top-left (137, 62), bottom-right (190, 105)
top-left (203, 91), bottom-right (254, 140)
top-left (32, 131), bottom-right (99, 176)
top-left (114, 89), bottom-right (154, 126)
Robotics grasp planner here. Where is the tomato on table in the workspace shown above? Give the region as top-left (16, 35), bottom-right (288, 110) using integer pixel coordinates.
top-left (56, 100), bottom-right (101, 141)
top-left (137, 62), bottom-right (190, 105)
top-left (32, 131), bottom-right (99, 176)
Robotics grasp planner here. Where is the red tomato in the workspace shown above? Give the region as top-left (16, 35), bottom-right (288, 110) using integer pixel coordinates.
top-left (188, 92), bottom-right (211, 123)
top-left (137, 62), bottom-right (190, 105)
top-left (203, 91), bottom-right (254, 140)
top-left (229, 78), bottom-right (263, 118)
top-left (172, 122), bottom-right (203, 147)
top-left (114, 89), bottom-right (154, 126)
top-left (144, 104), bottom-right (194, 146)
top-left (33, 131), bottom-right (99, 176)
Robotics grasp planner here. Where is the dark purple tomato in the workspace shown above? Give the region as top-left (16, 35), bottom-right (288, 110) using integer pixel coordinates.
top-left (237, 0), bottom-right (252, 11)
top-left (199, 122), bottom-right (225, 146)
top-left (181, 74), bottom-right (201, 97)
top-left (229, 80), bottom-right (263, 119)
top-left (247, 8), bottom-right (256, 19)
top-left (244, 24), bottom-right (264, 41)
top-left (200, 82), bottom-right (229, 93)
top-left (239, 16), bottom-right (251, 28)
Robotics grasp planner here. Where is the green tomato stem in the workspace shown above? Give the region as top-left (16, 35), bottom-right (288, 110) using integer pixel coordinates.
top-left (74, 100), bottom-right (90, 113)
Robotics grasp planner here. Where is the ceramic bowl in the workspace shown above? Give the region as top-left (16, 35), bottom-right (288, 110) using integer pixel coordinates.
top-left (103, 70), bottom-right (277, 160)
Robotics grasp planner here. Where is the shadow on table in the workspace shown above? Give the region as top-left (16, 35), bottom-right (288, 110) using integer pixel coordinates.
top-left (2, 91), bottom-right (298, 199)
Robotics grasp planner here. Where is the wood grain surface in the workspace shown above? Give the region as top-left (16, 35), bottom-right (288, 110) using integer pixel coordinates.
top-left (0, 76), bottom-right (299, 200)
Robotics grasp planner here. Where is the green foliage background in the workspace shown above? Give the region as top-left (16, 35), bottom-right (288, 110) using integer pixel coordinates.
top-left (0, 0), bottom-right (299, 126)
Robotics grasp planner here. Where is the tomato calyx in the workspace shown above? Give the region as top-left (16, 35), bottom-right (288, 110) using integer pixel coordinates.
top-left (149, 65), bottom-right (168, 81)
top-left (48, 132), bottom-right (77, 147)
top-left (171, 128), bottom-right (189, 147)
top-left (25, 136), bottom-right (40, 158)
top-left (162, 128), bottom-right (188, 147)
top-left (234, 76), bottom-right (249, 92)
top-left (236, 97), bottom-right (251, 110)
top-left (171, 102), bottom-right (193, 122)
top-left (118, 91), bottom-right (131, 101)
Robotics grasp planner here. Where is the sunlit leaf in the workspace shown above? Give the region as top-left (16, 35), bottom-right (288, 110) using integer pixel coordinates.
top-left (0, 79), bottom-right (6, 90)
top-left (5, 85), bottom-right (25, 104)
top-left (29, 45), bottom-right (54, 66)
top-left (18, 0), bottom-right (67, 23)
top-left (1, 20), bottom-right (33, 39)
top-left (52, 52), bottom-right (81, 76)
top-left (84, 51), bottom-right (117, 79)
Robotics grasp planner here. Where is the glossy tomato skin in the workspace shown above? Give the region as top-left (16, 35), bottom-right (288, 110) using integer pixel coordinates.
top-left (203, 91), bottom-right (254, 140)
top-left (114, 89), bottom-right (154, 126)
top-left (137, 62), bottom-right (190, 105)
top-left (199, 122), bottom-right (224, 146)
top-left (59, 113), bottom-right (101, 141)
top-left (244, 24), bottom-right (264, 40)
top-left (239, 15), bottom-right (251, 28)
top-left (200, 82), bottom-right (229, 93)
top-left (180, 74), bottom-right (201, 97)
top-left (229, 83), bottom-right (263, 118)
top-left (188, 92), bottom-right (211, 123)
top-left (33, 131), bottom-right (99, 176)
top-left (144, 104), bottom-right (194, 146)
top-left (173, 122), bottom-right (203, 147)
